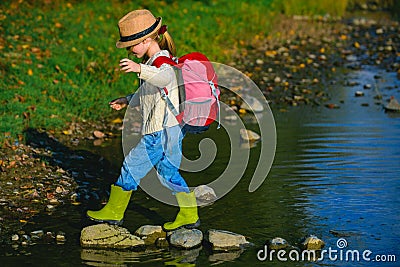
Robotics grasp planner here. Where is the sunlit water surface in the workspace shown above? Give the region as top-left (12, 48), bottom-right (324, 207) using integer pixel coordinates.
top-left (1, 66), bottom-right (399, 267)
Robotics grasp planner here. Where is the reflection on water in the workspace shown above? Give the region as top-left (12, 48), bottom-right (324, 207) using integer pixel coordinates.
top-left (270, 66), bottom-right (400, 266)
top-left (1, 66), bottom-right (399, 266)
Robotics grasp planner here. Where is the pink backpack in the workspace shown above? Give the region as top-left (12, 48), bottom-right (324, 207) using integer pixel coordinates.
top-left (152, 52), bottom-right (220, 134)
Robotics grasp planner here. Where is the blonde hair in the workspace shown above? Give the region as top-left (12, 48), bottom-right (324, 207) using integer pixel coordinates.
top-left (141, 31), bottom-right (176, 63)
top-left (157, 31), bottom-right (176, 56)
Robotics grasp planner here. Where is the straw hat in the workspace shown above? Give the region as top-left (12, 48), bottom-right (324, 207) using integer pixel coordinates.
top-left (116, 10), bottom-right (162, 49)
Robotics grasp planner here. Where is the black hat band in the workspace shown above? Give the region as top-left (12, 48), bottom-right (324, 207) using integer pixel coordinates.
top-left (119, 18), bottom-right (160, 43)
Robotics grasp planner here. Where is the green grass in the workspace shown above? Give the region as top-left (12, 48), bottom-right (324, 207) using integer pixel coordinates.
top-left (278, 0), bottom-right (348, 16)
top-left (0, 0), bottom-right (394, 143)
top-left (0, 0), bottom-right (277, 143)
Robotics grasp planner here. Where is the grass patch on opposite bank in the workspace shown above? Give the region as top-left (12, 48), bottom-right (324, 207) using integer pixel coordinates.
top-left (0, 0), bottom-right (276, 142)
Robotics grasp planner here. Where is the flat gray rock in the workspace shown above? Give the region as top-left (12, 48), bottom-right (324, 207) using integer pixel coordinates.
top-left (169, 228), bottom-right (203, 249)
top-left (206, 229), bottom-right (250, 251)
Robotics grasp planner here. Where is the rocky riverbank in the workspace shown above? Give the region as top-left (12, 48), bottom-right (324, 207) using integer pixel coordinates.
top-left (1, 11), bottom-right (399, 252)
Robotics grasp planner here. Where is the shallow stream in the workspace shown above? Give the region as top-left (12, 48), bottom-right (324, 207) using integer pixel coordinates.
top-left (2, 65), bottom-right (399, 266)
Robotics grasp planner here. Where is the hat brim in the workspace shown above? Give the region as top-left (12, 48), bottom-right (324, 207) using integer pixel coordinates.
top-left (116, 17), bottom-right (162, 49)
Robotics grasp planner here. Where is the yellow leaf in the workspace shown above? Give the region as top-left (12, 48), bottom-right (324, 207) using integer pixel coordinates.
top-left (320, 47), bottom-right (325, 53)
top-left (265, 50), bottom-right (277, 57)
top-left (354, 42), bottom-right (360, 48)
top-left (340, 34), bottom-right (347, 40)
top-left (28, 69), bottom-right (33, 76)
top-left (111, 118), bottom-right (123, 124)
top-left (299, 63), bottom-right (306, 68)
top-left (63, 130), bottom-right (72, 135)
top-left (87, 46), bottom-right (94, 51)
top-left (49, 95), bottom-right (59, 103)
top-left (71, 47), bottom-right (77, 52)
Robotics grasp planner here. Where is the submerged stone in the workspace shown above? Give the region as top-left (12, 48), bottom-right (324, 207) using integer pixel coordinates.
top-left (300, 235), bottom-right (325, 250)
top-left (269, 237), bottom-right (289, 250)
top-left (134, 225), bottom-right (166, 245)
top-left (240, 94), bottom-right (264, 112)
top-left (80, 224), bottom-right (145, 249)
top-left (239, 129), bottom-right (261, 142)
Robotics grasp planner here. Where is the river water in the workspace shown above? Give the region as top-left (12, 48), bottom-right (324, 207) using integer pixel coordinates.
top-left (1, 65), bottom-right (399, 266)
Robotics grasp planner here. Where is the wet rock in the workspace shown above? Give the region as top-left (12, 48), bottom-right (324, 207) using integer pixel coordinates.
top-left (194, 185), bottom-right (217, 206)
top-left (355, 91), bottom-right (365, 97)
top-left (269, 237), bottom-right (289, 250)
top-left (346, 55), bottom-right (358, 62)
top-left (11, 234), bottom-right (19, 241)
top-left (240, 94), bottom-right (264, 112)
top-left (134, 225), bottom-right (166, 245)
top-left (325, 103), bottom-right (340, 109)
top-left (384, 96), bottom-right (400, 112)
top-left (206, 229), bottom-right (250, 251)
top-left (43, 231), bottom-right (56, 243)
top-left (46, 204), bottom-right (56, 212)
top-left (274, 76), bottom-right (281, 83)
top-left (224, 115), bottom-right (238, 122)
top-left (56, 231), bottom-right (66, 243)
top-left (376, 28), bottom-right (384, 35)
top-left (80, 224), bottom-right (145, 249)
top-left (155, 237), bottom-right (169, 248)
top-left (168, 228), bottom-right (203, 249)
top-left (329, 229), bottom-right (356, 237)
top-left (239, 129), bottom-right (260, 142)
top-left (30, 230), bottom-right (44, 240)
top-left (300, 235), bottom-right (325, 250)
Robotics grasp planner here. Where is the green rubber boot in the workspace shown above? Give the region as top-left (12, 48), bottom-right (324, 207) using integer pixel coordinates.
top-left (163, 191), bottom-right (200, 232)
top-left (86, 184), bottom-right (132, 225)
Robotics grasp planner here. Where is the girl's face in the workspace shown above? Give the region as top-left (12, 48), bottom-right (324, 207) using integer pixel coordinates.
top-left (127, 41), bottom-right (148, 59)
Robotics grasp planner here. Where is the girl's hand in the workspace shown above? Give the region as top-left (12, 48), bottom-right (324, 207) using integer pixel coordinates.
top-left (119, 58), bottom-right (141, 73)
top-left (109, 97), bottom-right (128, 110)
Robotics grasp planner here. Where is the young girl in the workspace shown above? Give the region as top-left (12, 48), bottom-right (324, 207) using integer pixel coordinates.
top-left (86, 9), bottom-right (200, 231)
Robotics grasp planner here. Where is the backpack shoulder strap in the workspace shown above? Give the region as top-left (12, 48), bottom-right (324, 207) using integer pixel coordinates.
top-left (151, 55), bottom-right (181, 118)
top-left (152, 55), bottom-right (177, 68)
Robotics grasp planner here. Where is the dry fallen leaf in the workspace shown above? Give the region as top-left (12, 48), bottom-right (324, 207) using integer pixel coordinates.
top-left (93, 130), bottom-right (105, 139)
